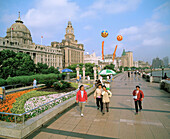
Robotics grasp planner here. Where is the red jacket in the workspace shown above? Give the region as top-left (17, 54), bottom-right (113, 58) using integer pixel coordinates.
top-left (76, 90), bottom-right (87, 102)
top-left (133, 90), bottom-right (144, 101)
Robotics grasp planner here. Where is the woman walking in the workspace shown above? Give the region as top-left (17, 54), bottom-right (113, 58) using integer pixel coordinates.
top-left (102, 85), bottom-right (112, 115)
top-left (76, 85), bottom-right (88, 117)
top-left (132, 85), bottom-right (144, 115)
top-left (94, 84), bottom-right (103, 111)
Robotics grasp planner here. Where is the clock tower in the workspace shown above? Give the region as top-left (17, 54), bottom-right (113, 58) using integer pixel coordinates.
top-left (65, 21), bottom-right (75, 42)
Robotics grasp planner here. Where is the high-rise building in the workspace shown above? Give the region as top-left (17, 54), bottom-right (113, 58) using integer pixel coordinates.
top-left (152, 57), bottom-right (164, 68)
top-left (163, 56), bottom-right (169, 68)
top-left (51, 21), bottom-right (84, 67)
top-left (0, 12), bottom-right (63, 69)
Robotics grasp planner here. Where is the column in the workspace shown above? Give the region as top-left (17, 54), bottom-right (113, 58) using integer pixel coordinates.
top-left (122, 67), bottom-right (124, 72)
top-left (82, 65), bottom-right (86, 80)
top-left (93, 66), bottom-right (97, 81)
top-left (97, 66), bottom-right (101, 79)
top-left (76, 64), bottom-right (80, 80)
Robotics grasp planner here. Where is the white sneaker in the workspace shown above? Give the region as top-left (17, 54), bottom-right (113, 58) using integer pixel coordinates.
top-left (81, 114), bottom-right (84, 117)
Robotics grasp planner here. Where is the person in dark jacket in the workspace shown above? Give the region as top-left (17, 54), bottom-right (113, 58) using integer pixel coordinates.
top-left (132, 86), bottom-right (144, 115)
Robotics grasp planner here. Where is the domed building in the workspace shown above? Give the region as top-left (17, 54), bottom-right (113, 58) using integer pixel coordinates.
top-left (5, 12), bottom-right (32, 45)
top-left (0, 12), bottom-right (63, 69)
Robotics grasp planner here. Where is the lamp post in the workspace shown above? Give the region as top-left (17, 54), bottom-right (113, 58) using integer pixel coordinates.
top-left (161, 66), bottom-right (164, 79)
top-left (150, 66), bottom-right (152, 76)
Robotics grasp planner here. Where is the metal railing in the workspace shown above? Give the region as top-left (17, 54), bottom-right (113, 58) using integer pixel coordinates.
top-left (0, 86), bottom-right (92, 124)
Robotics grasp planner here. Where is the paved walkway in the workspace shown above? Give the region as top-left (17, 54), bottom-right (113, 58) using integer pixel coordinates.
top-left (28, 73), bottom-right (170, 139)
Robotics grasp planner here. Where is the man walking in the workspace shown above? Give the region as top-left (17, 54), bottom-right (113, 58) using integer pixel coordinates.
top-left (132, 86), bottom-right (144, 115)
top-left (33, 78), bottom-right (37, 89)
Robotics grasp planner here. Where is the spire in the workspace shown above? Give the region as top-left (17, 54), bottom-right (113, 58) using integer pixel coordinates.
top-left (68, 21), bottom-right (72, 26)
top-left (18, 11), bottom-right (21, 20)
top-left (15, 11), bottom-right (23, 24)
top-left (122, 49), bottom-right (126, 56)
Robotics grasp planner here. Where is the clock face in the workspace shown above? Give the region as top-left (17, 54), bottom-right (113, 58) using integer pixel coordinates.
top-left (67, 29), bottom-right (69, 33)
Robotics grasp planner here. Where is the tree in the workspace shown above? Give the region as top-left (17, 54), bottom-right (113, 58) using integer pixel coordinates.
top-left (103, 64), bottom-right (115, 71)
top-left (0, 50), bottom-right (35, 79)
top-left (36, 63), bottom-right (48, 73)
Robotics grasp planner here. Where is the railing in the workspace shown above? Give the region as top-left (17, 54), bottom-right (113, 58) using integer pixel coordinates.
top-left (0, 86), bottom-right (92, 124)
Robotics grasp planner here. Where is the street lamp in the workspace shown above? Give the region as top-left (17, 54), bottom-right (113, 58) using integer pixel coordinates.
top-left (150, 66), bottom-right (152, 76)
top-left (161, 66), bottom-right (164, 79)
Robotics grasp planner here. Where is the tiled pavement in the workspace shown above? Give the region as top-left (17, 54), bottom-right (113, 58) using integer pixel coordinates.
top-left (28, 73), bottom-right (170, 139)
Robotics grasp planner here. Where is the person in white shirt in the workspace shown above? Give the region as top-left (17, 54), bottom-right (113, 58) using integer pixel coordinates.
top-left (33, 78), bottom-right (37, 89)
top-left (102, 85), bottom-right (112, 115)
top-left (107, 75), bottom-right (110, 82)
top-left (94, 84), bottom-right (103, 111)
top-left (99, 75), bottom-right (103, 85)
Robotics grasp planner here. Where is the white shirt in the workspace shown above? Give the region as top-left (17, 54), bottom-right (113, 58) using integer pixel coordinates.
top-left (136, 90), bottom-right (139, 95)
top-left (33, 80), bottom-right (37, 85)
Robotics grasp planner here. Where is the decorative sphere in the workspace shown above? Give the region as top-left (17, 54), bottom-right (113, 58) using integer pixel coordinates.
top-left (101, 30), bottom-right (109, 38)
top-left (117, 35), bottom-right (123, 41)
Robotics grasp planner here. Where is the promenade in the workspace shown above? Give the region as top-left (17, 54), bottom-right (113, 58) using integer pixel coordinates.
top-left (28, 73), bottom-right (170, 139)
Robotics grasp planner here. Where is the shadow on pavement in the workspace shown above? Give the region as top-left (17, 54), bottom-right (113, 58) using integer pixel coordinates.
top-left (85, 105), bottom-right (170, 113)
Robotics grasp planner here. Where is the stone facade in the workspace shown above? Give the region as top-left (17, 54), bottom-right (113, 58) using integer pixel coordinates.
top-left (51, 21), bottom-right (84, 67)
top-left (120, 49), bottom-right (133, 67)
top-left (0, 13), bottom-right (63, 69)
top-left (84, 52), bottom-right (100, 65)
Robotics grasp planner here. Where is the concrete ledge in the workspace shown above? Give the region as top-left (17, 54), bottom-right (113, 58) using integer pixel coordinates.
top-left (0, 87), bottom-right (95, 139)
top-left (160, 80), bottom-right (170, 93)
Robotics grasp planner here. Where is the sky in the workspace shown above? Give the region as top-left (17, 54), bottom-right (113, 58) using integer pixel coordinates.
top-left (0, 0), bottom-right (170, 63)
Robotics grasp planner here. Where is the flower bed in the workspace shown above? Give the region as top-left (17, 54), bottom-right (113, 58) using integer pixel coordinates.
top-left (0, 83), bottom-right (90, 122)
top-left (0, 88), bottom-right (39, 122)
top-left (24, 93), bottom-right (68, 113)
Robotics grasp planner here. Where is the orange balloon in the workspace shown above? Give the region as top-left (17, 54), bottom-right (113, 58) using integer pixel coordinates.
top-left (117, 35), bottom-right (123, 41)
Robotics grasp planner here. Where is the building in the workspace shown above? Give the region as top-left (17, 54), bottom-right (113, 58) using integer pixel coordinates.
top-left (120, 49), bottom-right (133, 67)
top-left (133, 61), bottom-right (150, 68)
top-left (133, 61), bottom-right (139, 67)
top-left (0, 12), bottom-right (63, 69)
top-left (163, 56), bottom-right (169, 68)
top-left (84, 52), bottom-right (100, 65)
top-left (51, 21), bottom-right (84, 67)
top-left (152, 57), bottom-right (164, 68)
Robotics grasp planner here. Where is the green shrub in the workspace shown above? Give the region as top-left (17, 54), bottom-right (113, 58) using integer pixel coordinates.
top-left (0, 78), bottom-right (7, 86)
top-left (45, 79), bottom-right (58, 88)
top-left (53, 82), bottom-right (62, 90)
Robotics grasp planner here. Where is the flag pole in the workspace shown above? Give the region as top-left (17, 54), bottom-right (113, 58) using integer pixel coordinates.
top-left (41, 36), bottom-right (43, 46)
top-left (11, 27), bottom-right (12, 42)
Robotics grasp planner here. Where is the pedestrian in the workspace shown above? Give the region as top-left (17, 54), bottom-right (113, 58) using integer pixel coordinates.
top-left (77, 75), bottom-right (80, 82)
top-left (128, 71), bottom-right (130, 77)
top-left (163, 73), bottom-right (168, 79)
top-left (102, 85), bottom-right (112, 115)
top-left (99, 75), bottom-right (103, 85)
top-left (33, 78), bottom-right (37, 89)
top-left (0, 87), bottom-right (6, 103)
top-left (110, 74), bottom-right (113, 82)
top-left (132, 85), bottom-right (144, 115)
top-left (76, 85), bottom-right (88, 117)
top-left (79, 74), bottom-right (82, 82)
top-left (94, 84), bottom-right (103, 111)
top-left (107, 75), bottom-right (110, 82)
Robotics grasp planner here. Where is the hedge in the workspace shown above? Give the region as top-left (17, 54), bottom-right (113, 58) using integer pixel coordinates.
top-left (0, 78), bottom-right (7, 86)
top-left (3, 73), bottom-right (66, 86)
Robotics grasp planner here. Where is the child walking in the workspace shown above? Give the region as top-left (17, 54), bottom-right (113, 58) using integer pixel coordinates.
top-left (102, 85), bottom-right (112, 115)
top-left (76, 85), bottom-right (88, 117)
